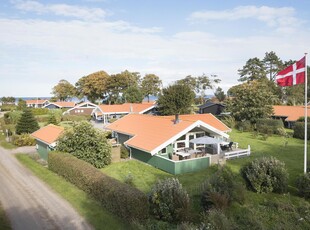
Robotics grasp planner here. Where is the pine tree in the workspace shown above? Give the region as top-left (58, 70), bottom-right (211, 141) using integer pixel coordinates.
top-left (15, 109), bottom-right (40, 134)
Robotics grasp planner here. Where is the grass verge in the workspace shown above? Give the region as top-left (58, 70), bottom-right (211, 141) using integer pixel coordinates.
top-left (0, 202), bottom-right (11, 230)
top-left (16, 154), bottom-right (127, 230)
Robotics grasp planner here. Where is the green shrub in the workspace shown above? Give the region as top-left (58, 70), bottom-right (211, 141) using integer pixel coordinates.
top-left (11, 134), bottom-right (36, 146)
top-left (15, 109), bottom-right (40, 134)
top-left (256, 119), bottom-right (283, 134)
top-left (149, 178), bottom-right (190, 223)
top-left (121, 145), bottom-right (129, 159)
top-left (0, 104), bottom-right (16, 111)
top-left (201, 166), bottom-right (245, 211)
top-left (31, 108), bottom-right (49, 115)
top-left (220, 116), bottom-right (236, 129)
top-left (131, 219), bottom-right (176, 230)
top-left (4, 110), bottom-right (22, 124)
top-left (240, 156), bottom-right (288, 194)
top-left (236, 120), bottom-right (252, 132)
top-left (61, 114), bottom-right (90, 122)
top-left (293, 122), bottom-right (310, 140)
top-left (48, 152), bottom-right (149, 221)
top-left (199, 210), bottom-right (236, 230)
top-left (296, 173), bottom-right (310, 199)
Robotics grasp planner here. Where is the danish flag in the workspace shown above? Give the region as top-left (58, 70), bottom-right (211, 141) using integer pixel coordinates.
top-left (275, 56), bottom-right (306, 87)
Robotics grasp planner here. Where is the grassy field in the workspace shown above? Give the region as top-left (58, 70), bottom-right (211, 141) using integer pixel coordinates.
top-left (0, 202), bottom-right (11, 230)
top-left (16, 154), bottom-right (128, 230)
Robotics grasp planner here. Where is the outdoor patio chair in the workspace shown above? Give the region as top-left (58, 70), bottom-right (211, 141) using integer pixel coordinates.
top-left (228, 142), bottom-right (234, 150)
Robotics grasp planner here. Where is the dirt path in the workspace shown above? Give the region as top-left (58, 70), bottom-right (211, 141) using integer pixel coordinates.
top-left (0, 146), bottom-right (93, 230)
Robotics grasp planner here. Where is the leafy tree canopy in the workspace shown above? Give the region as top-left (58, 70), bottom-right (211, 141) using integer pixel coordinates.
top-left (225, 80), bottom-right (276, 123)
top-left (17, 99), bottom-right (27, 111)
top-left (214, 87), bottom-right (226, 102)
top-left (52, 79), bottom-right (76, 101)
top-left (238, 57), bottom-right (266, 82)
top-left (15, 108), bottom-right (40, 134)
top-left (123, 86), bottom-right (144, 103)
top-left (157, 83), bottom-right (195, 116)
top-left (56, 121), bottom-right (111, 168)
top-left (1, 96), bottom-right (16, 104)
top-left (75, 71), bottom-right (109, 103)
top-left (141, 74), bottom-right (162, 102)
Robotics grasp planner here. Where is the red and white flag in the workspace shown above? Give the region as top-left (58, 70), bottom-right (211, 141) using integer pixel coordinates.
top-left (275, 56), bottom-right (306, 87)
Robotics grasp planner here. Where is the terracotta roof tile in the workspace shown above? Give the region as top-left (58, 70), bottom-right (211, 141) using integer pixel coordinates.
top-left (31, 124), bottom-right (64, 145)
top-left (106, 113), bottom-right (230, 153)
top-left (98, 103), bottom-right (154, 114)
top-left (273, 105), bottom-right (310, 121)
top-left (26, 99), bottom-right (48, 105)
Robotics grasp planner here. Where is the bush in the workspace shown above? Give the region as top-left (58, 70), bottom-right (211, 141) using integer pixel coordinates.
top-left (11, 134), bottom-right (36, 146)
top-left (48, 152), bottom-right (149, 221)
top-left (256, 119), bottom-right (283, 135)
top-left (220, 116), bottom-right (236, 129)
top-left (4, 110), bottom-right (22, 124)
top-left (148, 178), bottom-right (190, 223)
top-left (201, 166), bottom-right (245, 211)
top-left (121, 145), bottom-right (129, 159)
top-left (240, 157), bottom-right (288, 194)
top-left (236, 120), bottom-right (252, 132)
top-left (199, 210), bottom-right (236, 230)
top-left (61, 114), bottom-right (90, 122)
top-left (293, 122), bottom-right (310, 140)
top-left (31, 108), bottom-right (49, 115)
top-left (296, 173), bottom-right (310, 199)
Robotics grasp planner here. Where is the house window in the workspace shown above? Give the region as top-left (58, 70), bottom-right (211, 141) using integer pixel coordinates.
top-left (160, 148), bottom-right (167, 155)
top-left (196, 132), bottom-right (205, 138)
top-left (176, 142), bottom-right (185, 149)
top-left (177, 135), bottom-right (186, 141)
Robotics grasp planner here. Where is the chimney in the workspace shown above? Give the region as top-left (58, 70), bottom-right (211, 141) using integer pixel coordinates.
top-left (174, 114), bottom-right (180, 124)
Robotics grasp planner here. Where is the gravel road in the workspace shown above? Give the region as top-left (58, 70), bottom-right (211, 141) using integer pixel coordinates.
top-left (0, 146), bottom-right (93, 230)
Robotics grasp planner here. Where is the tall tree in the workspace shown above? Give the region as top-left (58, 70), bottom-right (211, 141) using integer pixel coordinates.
top-left (1, 96), bottom-right (16, 104)
top-left (52, 79), bottom-right (76, 101)
top-left (15, 109), bottom-right (40, 134)
top-left (141, 74), bottom-right (162, 102)
top-left (123, 86), bottom-right (144, 103)
top-left (238, 57), bottom-right (267, 82)
top-left (17, 99), bottom-right (27, 110)
top-left (56, 121), bottom-right (111, 168)
top-left (75, 71), bottom-right (109, 103)
top-left (263, 51), bottom-right (283, 81)
top-left (214, 87), bottom-right (226, 102)
top-left (157, 83), bottom-right (195, 116)
top-left (225, 81), bottom-right (276, 123)
top-left (106, 70), bottom-right (141, 104)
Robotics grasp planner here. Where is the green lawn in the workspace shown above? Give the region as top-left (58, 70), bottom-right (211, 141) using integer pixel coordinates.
top-left (16, 154), bottom-right (127, 230)
top-left (0, 202), bottom-right (11, 230)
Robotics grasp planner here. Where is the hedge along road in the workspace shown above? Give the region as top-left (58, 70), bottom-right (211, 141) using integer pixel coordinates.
top-left (0, 146), bottom-right (93, 230)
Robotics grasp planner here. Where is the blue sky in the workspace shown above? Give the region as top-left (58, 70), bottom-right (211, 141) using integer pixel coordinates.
top-left (1, 0), bottom-right (310, 97)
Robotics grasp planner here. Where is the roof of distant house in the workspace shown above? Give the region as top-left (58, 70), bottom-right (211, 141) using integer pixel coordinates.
top-left (273, 105), bottom-right (310, 121)
top-left (31, 124), bottom-right (64, 145)
top-left (25, 99), bottom-right (49, 105)
top-left (45, 101), bottom-right (76, 108)
top-left (97, 102), bottom-right (155, 114)
top-left (198, 102), bottom-right (225, 109)
top-left (106, 113), bottom-right (230, 155)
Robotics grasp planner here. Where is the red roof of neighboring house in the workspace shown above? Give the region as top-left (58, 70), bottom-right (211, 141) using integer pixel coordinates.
top-left (47, 102), bottom-right (76, 108)
top-left (273, 105), bottom-right (310, 121)
top-left (31, 125), bottom-right (64, 145)
top-left (106, 114), bottom-right (230, 154)
top-left (26, 99), bottom-right (48, 105)
top-left (98, 103), bottom-right (155, 114)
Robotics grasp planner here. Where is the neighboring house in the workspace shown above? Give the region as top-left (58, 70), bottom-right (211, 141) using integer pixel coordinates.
top-left (43, 101), bottom-right (76, 109)
top-left (106, 114), bottom-right (250, 174)
top-left (31, 124), bottom-right (64, 161)
top-left (63, 102), bottom-right (97, 116)
top-left (26, 99), bottom-right (49, 108)
top-left (92, 102), bottom-right (156, 124)
top-left (272, 105), bottom-right (310, 128)
top-left (198, 102), bottom-right (225, 115)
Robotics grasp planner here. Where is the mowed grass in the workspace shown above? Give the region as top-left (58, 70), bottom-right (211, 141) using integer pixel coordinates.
top-left (0, 202), bottom-right (11, 230)
top-left (16, 154), bottom-right (127, 230)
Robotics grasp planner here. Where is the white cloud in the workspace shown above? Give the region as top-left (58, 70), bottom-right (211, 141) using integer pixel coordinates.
top-left (12, 0), bottom-right (107, 21)
top-left (189, 5), bottom-right (299, 30)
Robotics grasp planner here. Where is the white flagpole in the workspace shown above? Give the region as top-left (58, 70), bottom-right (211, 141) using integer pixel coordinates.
top-left (304, 53), bottom-right (308, 174)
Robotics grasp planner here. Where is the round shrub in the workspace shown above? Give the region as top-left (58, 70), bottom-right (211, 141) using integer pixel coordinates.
top-left (199, 209), bottom-right (236, 230)
top-left (240, 157), bottom-right (288, 194)
top-left (256, 118), bottom-right (283, 135)
top-left (201, 166), bottom-right (245, 211)
top-left (293, 122), bottom-right (310, 140)
top-left (148, 178), bottom-right (190, 223)
top-left (296, 173), bottom-right (310, 199)
top-left (236, 120), bottom-right (252, 132)
top-left (121, 145), bottom-right (129, 159)
top-left (11, 134), bottom-right (36, 146)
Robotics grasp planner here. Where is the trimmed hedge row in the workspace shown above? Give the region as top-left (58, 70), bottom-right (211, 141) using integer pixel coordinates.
top-left (48, 152), bottom-right (149, 221)
top-left (256, 119), bottom-right (284, 134)
top-left (293, 122), bottom-right (310, 140)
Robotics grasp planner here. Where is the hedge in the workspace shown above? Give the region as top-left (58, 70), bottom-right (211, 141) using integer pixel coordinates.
top-left (48, 152), bottom-right (149, 221)
top-left (256, 119), bottom-right (284, 134)
top-left (293, 122), bottom-right (310, 140)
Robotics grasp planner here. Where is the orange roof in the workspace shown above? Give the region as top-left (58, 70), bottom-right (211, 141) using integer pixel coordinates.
top-left (51, 102), bottom-right (76, 108)
top-left (106, 114), bottom-right (230, 154)
top-left (26, 99), bottom-right (48, 105)
top-left (273, 105), bottom-right (310, 121)
top-left (31, 125), bottom-right (64, 145)
top-left (98, 103), bottom-right (155, 114)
